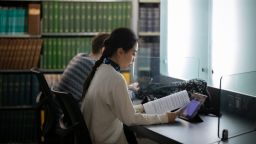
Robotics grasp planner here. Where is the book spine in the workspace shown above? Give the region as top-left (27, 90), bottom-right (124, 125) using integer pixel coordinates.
top-left (28, 4), bottom-right (41, 35)
top-left (58, 2), bottom-right (64, 33)
top-left (53, 1), bottom-right (59, 33)
top-left (32, 39), bottom-right (43, 68)
top-left (61, 38), bottom-right (66, 69)
top-left (0, 8), bottom-right (4, 33)
top-left (154, 6), bottom-right (160, 32)
top-left (74, 2), bottom-right (81, 33)
top-left (19, 8), bottom-right (26, 34)
top-left (57, 39), bottom-right (62, 69)
top-left (85, 37), bottom-right (90, 54)
top-left (102, 3), bottom-right (108, 32)
top-left (6, 39), bottom-right (17, 69)
top-left (1, 39), bottom-right (8, 68)
top-left (23, 39), bottom-right (33, 69)
top-left (18, 39), bottom-right (27, 69)
top-left (7, 75), bottom-right (13, 105)
top-left (107, 3), bottom-right (113, 32)
top-left (69, 2), bottom-right (74, 32)
top-left (120, 2), bottom-right (126, 27)
top-left (116, 2), bottom-right (122, 28)
top-left (71, 39), bottom-right (76, 59)
top-left (147, 7), bottom-right (153, 32)
top-left (2, 76), bottom-right (8, 106)
top-left (11, 39), bottom-right (20, 69)
top-left (42, 39), bottom-right (48, 69)
top-left (80, 2), bottom-right (86, 32)
top-left (42, 1), bottom-right (49, 33)
top-left (0, 8), bottom-right (7, 34)
top-left (0, 39), bottom-right (8, 68)
top-left (16, 8), bottom-right (21, 33)
top-left (86, 2), bottom-right (92, 32)
top-left (126, 2), bottom-right (132, 28)
top-left (63, 2), bottom-right (69, 33)
top-left (47, 38), bottom-right (53, 69)
top-left (97, 3), bottom-right (103, 32)
top-left (91, 2), bottom-right (97, 32)
top-left (28, 39), bottom-right (37, 69)
top-left (48, 2), bottom-right (54, 33)
top-left (12, 8), bottom-right (18, 33)
top-left (51, 38), bottom-right (57, 69)
top-left (139, 7), bottom-right (146, 32)
top-left (112, 2), bottom-right (117, 29)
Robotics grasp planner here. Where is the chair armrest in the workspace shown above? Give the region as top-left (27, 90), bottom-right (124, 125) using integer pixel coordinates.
top-left (56, 121), bottom-right (81, 136)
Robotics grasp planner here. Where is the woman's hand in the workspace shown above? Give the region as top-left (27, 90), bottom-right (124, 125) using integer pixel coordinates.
top-left (166, 112), bottom-right (178, 123)
top-left (128, 82), bottom-right (140, 92)
top-left (133, 104), bottom-right (144, 113)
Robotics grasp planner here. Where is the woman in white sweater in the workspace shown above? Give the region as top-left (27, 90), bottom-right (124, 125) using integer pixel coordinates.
top-left (81, 28), bottom-right (178, 144)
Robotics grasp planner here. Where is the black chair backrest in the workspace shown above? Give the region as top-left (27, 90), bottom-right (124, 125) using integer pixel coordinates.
top-left (51, 89), bottom-right (92, 144)
top-left (52, 89), bottom-right (92, 144)
top-left (30, 68), bottom-right (59, 143)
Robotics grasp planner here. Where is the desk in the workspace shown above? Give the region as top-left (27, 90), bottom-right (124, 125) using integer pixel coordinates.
top-left (131, 115), bottom-right (256, 144)
top-left (130, 115), bottom-right (220, 144)
top-left (215, 131), bottom-right (256, 144)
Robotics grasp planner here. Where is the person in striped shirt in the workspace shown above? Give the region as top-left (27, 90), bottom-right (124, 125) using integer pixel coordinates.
top-left (55, 33), bottom-right (139, 105)
top-left (54, 33), bottom-right (110, 105)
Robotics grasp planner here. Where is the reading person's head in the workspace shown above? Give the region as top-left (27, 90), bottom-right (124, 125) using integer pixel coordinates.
top-left (103, 28), bottom-right (138, 68)
top-left (91, 33), bottom-right (110, 54)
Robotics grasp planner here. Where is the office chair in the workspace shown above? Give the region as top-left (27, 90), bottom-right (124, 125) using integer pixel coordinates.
top-left (51, 89), bottom-right (92, 144)
top-left (31, 68), bottom-right (60, 143)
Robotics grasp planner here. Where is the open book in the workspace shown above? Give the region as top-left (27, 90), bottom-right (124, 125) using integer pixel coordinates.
top-left (143, 90), bottom-right (190, 114)
top-left (143, 90), bottom-right (207, 120)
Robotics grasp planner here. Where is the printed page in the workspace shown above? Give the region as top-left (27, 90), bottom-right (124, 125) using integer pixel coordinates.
top-left (143, 90), bottom-right (190, 114)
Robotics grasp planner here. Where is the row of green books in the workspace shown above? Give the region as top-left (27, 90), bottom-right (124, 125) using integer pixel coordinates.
top-left (41, 38), bottom-right (92, 69)
top-left (0, 7), bottom-right (27, 34)
top-left (42, 1), bottom-right (132, 33)
top-left (0, 74), bottom-right (39, 106)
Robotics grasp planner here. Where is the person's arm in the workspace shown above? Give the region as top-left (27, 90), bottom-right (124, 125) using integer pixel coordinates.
top-left (110, 74), bottom-right (176, 126)
top-left (128, 82), bottom-right (139, 100)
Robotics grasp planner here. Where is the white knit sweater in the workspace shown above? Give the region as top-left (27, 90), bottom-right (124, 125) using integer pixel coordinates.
top-left (81, 64), bottom-right (168, 144)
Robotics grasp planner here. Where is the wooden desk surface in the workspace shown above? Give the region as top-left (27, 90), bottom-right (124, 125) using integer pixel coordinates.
top-left (131, 115), bottom-right (220, 144)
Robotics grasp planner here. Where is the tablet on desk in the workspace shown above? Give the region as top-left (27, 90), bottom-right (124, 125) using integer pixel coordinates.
top-left (179, 100), bottom-right (201, 120)
top-left (178, 93), bottom-right (207, 122)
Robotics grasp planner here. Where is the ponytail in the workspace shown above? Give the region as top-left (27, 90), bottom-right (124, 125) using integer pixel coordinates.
top-left (82, 55), bottom-right (105, 99)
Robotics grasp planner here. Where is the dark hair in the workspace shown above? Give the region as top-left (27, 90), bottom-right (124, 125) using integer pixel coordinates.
top-left (82, 28), bottom-right (138, 98)
top-left (91, 33), bottom-right (110, 54)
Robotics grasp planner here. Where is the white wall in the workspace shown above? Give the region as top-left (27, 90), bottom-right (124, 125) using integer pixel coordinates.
top-left (161, 0), bottom-right (256, 94)
top-left (211, 0), bottom-right (256, 88)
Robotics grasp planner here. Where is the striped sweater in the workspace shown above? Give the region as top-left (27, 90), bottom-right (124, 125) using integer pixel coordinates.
top-left (55, 53), bottom-right (95, 103)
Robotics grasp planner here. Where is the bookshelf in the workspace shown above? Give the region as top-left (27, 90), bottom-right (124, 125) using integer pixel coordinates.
top-left (0, 1), bottom-right (42, 142)
top-left (40, 0), bottom-right (133, 70)
top-left (135, 0), bottom-right (160, 80)
top-left (0, 0), bottom-right (134, 143)
top-left (0, 0), bottom-right (134, 103)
